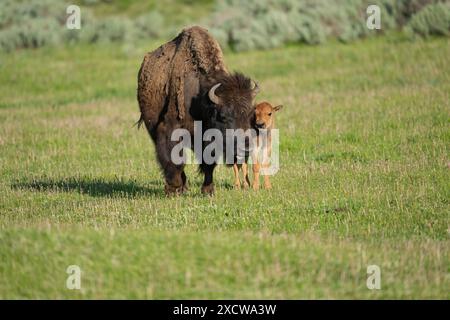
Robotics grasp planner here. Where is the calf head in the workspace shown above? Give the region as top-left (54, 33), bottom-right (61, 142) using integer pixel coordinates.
top-left (254, 101), bottom-right (283, 130)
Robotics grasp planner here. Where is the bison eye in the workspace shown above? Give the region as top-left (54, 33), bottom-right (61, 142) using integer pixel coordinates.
top-left (268, 113), bottom-right (272, 116)
top-left (216, 111), bottom-right (228, 123)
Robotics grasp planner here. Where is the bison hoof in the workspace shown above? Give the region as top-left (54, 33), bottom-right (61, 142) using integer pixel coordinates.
top-left (164, 184), bottom-right (185, 196)
top-left (201, 184), bottom-right (215, 196)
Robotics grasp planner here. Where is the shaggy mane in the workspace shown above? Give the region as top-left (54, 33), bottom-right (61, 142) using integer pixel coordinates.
top-left (214, 72), bottom-right (255, 114)
top-left (216, 72), bottom-right (253, 95)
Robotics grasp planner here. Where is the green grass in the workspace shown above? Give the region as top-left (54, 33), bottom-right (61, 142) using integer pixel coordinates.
top-left (0, 35), bottom-right (449, 299)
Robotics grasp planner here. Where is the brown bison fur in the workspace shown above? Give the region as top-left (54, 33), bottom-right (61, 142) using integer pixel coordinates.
top-left (137, 26), bottom-right (259, 195)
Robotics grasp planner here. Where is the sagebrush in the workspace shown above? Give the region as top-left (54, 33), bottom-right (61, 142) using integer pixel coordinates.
top-left (0, 0), bottom-right (164, 52)
top-left (209, 0), bottom-right (450, 51)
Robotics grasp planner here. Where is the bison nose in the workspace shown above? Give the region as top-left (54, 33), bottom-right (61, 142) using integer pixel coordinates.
top-left (255, 122), bottom-right (265, 129)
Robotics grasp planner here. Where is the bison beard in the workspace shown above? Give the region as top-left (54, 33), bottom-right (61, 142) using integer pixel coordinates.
top-left (137, 26), bottom-right (259, 195)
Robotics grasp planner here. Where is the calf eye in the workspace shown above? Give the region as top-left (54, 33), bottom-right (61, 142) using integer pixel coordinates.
top-left (268, 113), bottom-right (272, 116)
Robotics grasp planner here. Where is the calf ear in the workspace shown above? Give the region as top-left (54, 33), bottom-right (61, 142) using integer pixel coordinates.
top-left (273, 105), bottom-right (283, 112)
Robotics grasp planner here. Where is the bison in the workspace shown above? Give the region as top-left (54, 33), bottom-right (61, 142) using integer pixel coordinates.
top-left (137, 26), bottom-right (259, 195)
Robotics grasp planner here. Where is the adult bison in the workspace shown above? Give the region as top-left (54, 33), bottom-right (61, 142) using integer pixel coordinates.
top-left (137, 26), bottom-right (259, 195)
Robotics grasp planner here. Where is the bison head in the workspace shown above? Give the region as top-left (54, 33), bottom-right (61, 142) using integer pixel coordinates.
top-left (200, 72), bottom-right (259, 163)
top-left (203, 72), bottom-right (259, 133)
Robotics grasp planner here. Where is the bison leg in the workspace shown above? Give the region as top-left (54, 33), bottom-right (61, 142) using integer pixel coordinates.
top-left (154, 126), bottom-right (187, 196)
top-left (164, 167), bottom-right (188, 195)
top-left (162, 163), bottom-right (186, 195)
top-left (199, 163), bottom-right (216, 195)
top-left (181, 170), bottom-right (188, 192)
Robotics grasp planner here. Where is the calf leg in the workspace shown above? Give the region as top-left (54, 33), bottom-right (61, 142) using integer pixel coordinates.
top-left (262, 163), bottom-right (271, 189)
top-left (262, 145), bottom-right (272, 189)
top-left (233, 164), bottom-right (241, 189)
top-left (252, 160), bottom-right (260, 190)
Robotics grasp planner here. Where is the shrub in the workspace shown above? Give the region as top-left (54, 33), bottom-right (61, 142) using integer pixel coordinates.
top-left (134, 11), bottom-right (165, 39)
top-left (1, 0), bottom-right (68, 27)
top-left (1, 0), bottom-right (448, 53)
top-left (0, 16), bottom-right (64, 52)
top-left (209, 0), bottom-right (449, 52)
top-left (0, 0), bottom-right (165, 53)
top-left (0, 27), bottom-right (19, 52)
top-left (16, 18), bottom-right (62, 49)
top-left (406, 2), bottom-right (450, 37)
top-left (0, 0), bottom-right (68, 52)
top-left (395, 0), bottom-right (438, 25)
top-left (209, 0), bottom-right (382, 51)
top-left (81, 17), bottom-right (138, 44)
top-left (288, 11), bottom-right (326, 44)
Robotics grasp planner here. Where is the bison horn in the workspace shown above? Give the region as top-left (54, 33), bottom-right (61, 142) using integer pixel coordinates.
top-left (208, 83), bottom-right (221, 104)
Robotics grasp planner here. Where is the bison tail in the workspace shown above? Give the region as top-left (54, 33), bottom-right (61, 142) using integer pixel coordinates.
top-left (134, 114), bottom-right (144, 129)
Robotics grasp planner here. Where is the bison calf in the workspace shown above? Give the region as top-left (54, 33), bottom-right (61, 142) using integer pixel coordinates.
top-left (233, 101), bottom-right (283, 190)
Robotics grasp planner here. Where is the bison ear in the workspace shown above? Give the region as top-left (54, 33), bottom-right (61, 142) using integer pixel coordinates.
top-left (273, 105), bottom-right (283, 112)
top-left (208, 83), bottom-right (221, 105)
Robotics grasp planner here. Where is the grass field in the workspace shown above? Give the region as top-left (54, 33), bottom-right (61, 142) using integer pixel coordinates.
top-left (0, 34), bottom-right (449, 299)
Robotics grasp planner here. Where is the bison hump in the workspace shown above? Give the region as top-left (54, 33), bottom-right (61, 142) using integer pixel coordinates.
top-left (137, 26), bottom-right (227, 129)
top-left (181, 26), bottom-right (227, 74)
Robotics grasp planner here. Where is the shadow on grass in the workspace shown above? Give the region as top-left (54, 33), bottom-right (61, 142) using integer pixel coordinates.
top-left (11, 177), bottom-right (164, 198)
top-left (217, 180), bottom-right (235, 190)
